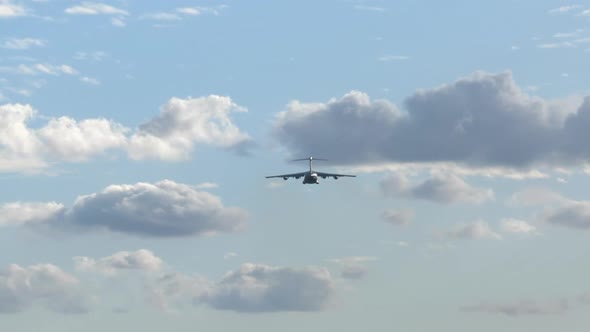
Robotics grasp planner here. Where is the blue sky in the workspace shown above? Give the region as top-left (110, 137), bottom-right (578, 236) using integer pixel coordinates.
top-left (2, 0), bottom-right (590, 331)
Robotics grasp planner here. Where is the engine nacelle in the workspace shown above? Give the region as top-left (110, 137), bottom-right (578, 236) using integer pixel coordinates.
top-left (283, 177), bottom-right (288, 180)
top-left (333, 176), bottom-right (338, 179)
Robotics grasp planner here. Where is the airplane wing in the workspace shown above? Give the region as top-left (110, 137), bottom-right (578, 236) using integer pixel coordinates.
top-left (265, 172), bottom-right (307, 179)
top-left (315, 171), bottom-right (356, 179)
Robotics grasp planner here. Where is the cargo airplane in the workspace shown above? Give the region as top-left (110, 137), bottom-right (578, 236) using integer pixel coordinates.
top-left (265, 157), bottom-right (356, 184)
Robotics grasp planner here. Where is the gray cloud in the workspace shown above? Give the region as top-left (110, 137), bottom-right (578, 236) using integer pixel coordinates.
top-left (511, 188), bottom-right (590, 231)
top-left (0, 180), bottom-right (248, 237)
top-left (273, 72), bottom-right (590, 170)
top-left (462, 299), bottom-right (569, 316)
top-left (380, 173), bottom-right (493, 204)
top-left (543, 201), bottom-right (590, 229)
top-left (200, 263), bottom-right (334, 312)
top-left (381, 209), bottom-right (413, 226)
top-left (0, 264), bottom-right (90, 314)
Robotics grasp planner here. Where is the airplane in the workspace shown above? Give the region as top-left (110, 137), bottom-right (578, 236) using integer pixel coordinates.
top-left (265, 157), bottom-right (356, 184)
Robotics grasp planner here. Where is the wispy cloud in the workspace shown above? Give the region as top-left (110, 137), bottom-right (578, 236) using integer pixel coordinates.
top-left (0, 0), bottom-right (28, 18)
top-left (378, 55), bottom-right (409, 61)
top-left (548, 5), bottom-right (582, 14)
top-left (80, 76), bottom-right (100, 85)
top-left (462, 299), bottom-right (569, 316)
top-left (2, 38), bottom-right (46, 50)
top-left (65, 2), bottom-right (128, 16)
top-left (354, 5), bottom-right (386, 12)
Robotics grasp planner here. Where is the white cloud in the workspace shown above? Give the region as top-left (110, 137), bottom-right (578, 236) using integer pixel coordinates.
top-left (73, 51), bottom-right (107, 62)
top-left (378, 55), bottom-right (409, 61)
top-left (443, 220), bottom-right (502, 240)
top-left (38, 117), bottom-right (127, 161)
top-left (199, 263), bottom-right (334, 312)
top-left (141, 6), bottom-right (226, 22)
top-left (65, 2), bottom-right (128, 16)
top-left (111, 17), bottom-right (125, 27)
top-left (0, 95), bottom-right (252, 173)
top-left (354, 5), bottom-right (385, 12)
top-left (128, 95), bottom-right (253, 160)
top-left (195, 182), bottom-right (219, 189)
top-left (223, 252), bottom-right (237, 260)
top-left (327, 256), bottom-right (377, 280)
top-left (74, 249), bottom-right (163, 276)
top-left (0, 180), bottom-right (248, 237)
top-left (2, 38), bottom-right (45, 50)
top-left (80, 77), bottom-right (100, 85)
top-left (141, 12), bottom-right (181, 21)
top-left (0, 201), bottom-right (64, 226)
top-left (380, 173), bottom-right (494, 204)
top-left (0, 264), bottom-right (90, 314)
top-left (548, 5), bottom-right (582, 14)
top-left (272, 72), bottom-right (589, 171)
top-left (499, 218), bottom-right (537, 234)
top-left (381, 209), bottom-right (413, 226)
top-left (17, 63), bottom-right (78, 76)
top-left (0, 0), bottom-right (27, 18)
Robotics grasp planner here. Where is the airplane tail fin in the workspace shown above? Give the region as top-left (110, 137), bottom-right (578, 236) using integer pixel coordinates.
top-left (291, 157), bottom-right (327, 172)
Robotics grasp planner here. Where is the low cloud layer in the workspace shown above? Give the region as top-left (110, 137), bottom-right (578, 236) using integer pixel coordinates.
top-left (0, 180), bottom-right (248, 237)
top-left (273, 71), bottom-right (589, 170)
top-left (0, 264), bottom-right (90, 314)
top-left (0, 95), bottom-right (252, 173)
top-left (380, 173), bottom-right (493, 204)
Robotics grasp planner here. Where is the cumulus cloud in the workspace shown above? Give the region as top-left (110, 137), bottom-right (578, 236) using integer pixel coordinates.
top-left (0, 264), bottom-right (90, 314)
top-left (273, 72), bottom-right (590, 171)
top-left (65, 2), bottom-right (128, 16)
top-left (0, 0), bottom-right (27, 18)
top-left (38, 117), bottom-right (127, 161)
top-left (199, 263), bottom-right (334, 312)
top-left (0, 180), bottom-right (248, 237)
top-left (462, 299), bottom-right (569, 316)
top-left (128, 95), bottom-right (254, 160)
top-left (2, 38), bottom-right (45, 50)
top-left (442, 220), bottom-right (502, 240)
top-left (0, 201), bottom-right (64, 226)
top-left (74, 249), bottom-right (163, 276)
top-left (380, 173), bottom-right (493, 204)
top-left (381, 209), bottom-right (413, 226)
top-left (0, 95), bottom-right (252, 173)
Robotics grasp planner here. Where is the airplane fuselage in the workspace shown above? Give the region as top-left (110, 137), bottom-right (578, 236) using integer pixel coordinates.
top-left (302, 172), bottom-right (319, 184)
